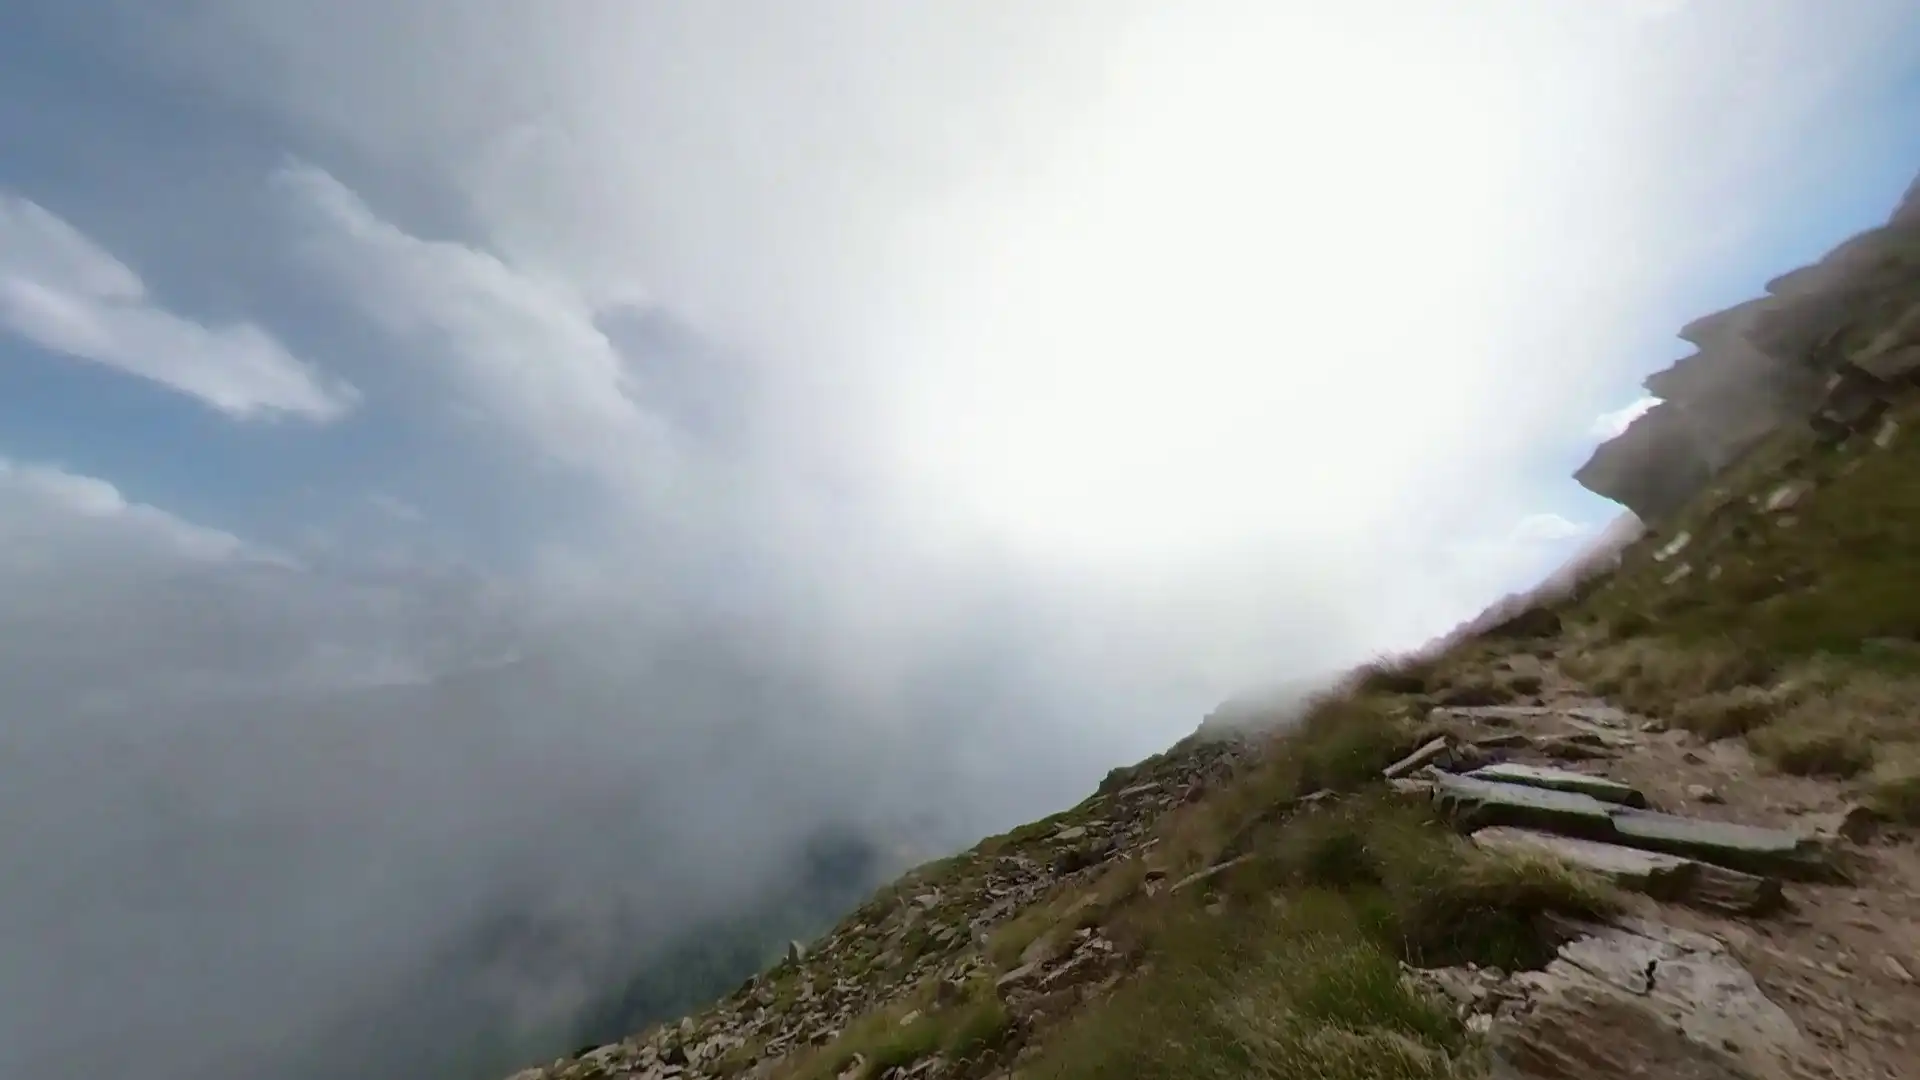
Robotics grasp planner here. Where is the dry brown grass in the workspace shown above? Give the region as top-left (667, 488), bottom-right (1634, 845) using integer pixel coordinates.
top-left (1559, 636), bottom-right (1780, 719)
top-left (1866, 750), bottom-right (1920, 823)
top-left (1563, 637), bottom-right (1920, 778)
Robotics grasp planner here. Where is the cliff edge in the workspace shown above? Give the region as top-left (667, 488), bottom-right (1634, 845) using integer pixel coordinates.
top-left (1577, 175), bottom-right (1920, 522)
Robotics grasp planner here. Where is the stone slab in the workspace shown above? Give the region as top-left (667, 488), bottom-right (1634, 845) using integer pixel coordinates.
top-left (1611, 809), bottom-right (1838, 881)
top-left (1470, 828), bottom-right (1781, 915)
top-left (1433, 772), bottom-right (1619, 836)
top-left (1465, 763), bottom-right (1648, 807)
top-left (1490, 917), bottom-right (1809, 1080)
top-left (1433, 774), bottom-right (1840, 881)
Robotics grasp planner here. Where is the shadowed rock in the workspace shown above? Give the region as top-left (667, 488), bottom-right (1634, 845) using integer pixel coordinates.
top-left (1576, 170), bottom-right (1920, 521)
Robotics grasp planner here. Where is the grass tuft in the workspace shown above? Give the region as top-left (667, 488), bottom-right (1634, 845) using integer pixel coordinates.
top-left (1672, 686), bottom-right (1782, 740)
top-left (1866, 751), bottom-right (1920, 823)
top-left (1750, 723), bottom-right (1877, 778)
top-left (1023, 891), bottom-right (1466, 1080)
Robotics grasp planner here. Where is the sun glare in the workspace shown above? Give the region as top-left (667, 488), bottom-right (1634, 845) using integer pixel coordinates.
top-left (887, 8), bottom-right (1529, 568)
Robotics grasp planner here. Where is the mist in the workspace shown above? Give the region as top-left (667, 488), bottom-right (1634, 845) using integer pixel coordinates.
top-left (3, 3), bottom-right (1919, 1079)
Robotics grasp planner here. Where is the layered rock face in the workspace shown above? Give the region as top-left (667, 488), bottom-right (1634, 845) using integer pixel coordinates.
top-left (1578, 174), bottom-right (1920, 520)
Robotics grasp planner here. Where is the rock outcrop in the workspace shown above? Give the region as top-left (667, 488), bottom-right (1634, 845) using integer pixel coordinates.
top-left (1578, 173), bottom-right (1920, 520)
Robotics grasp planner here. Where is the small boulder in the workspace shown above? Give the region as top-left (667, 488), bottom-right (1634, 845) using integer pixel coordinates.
top-left (1684, 784), bottom-right (1724, 804)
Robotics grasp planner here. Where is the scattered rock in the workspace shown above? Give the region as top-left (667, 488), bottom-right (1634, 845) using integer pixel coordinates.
top-left (1384, 736), bottom-right (1455, 779)
top-left (1874, 416), bottom-right (1901, 449)
top-left (1802, 804), bottom-right (1881, 845)
top-left (1653, 530), bottom-right (1693, 562)
top-left (1687, 784), bottom-right (1726, 805)
top-left (1169, 854), bottom-right (1253, 895)
top-left (1879, 956), bottom-right (1916, 985)
top-left (1389, 776), bottom-right (1437, 799)
top-left (1763, 480), bottom-right (1813, 513)
top-left (787, 940), bottom-right (808, 965)
top-left (1296, 789), bottom-right (1340, 811)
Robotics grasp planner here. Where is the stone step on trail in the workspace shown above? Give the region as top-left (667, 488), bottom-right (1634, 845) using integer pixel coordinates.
top-left (1470, 827), bottom-right (1783, 915)
top-left (1430, 772), bottom-right (1844, 881)
top-left (1462, 762), bottom-right (1650, 808)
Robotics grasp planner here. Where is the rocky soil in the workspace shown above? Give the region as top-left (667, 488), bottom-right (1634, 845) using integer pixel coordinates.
top-left (506, 734), bottom-right (1261, 1080)
top-left (1396, 657), bottom-right (1920, 1080)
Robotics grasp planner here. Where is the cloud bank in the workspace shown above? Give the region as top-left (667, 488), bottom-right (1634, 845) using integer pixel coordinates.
top-left (0, 191), bottom-right (356, 420)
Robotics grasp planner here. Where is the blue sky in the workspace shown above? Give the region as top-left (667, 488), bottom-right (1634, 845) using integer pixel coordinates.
top-left (3, 5), bottom-right (1920, 1079)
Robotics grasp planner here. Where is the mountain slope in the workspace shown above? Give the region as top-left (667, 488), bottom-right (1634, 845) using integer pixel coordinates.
top-left (500, 171), bottom-right (1920, 1080)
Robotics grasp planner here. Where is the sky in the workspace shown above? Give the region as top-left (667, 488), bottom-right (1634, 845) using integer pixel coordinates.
top-left (3, 3), bottom-right (1920, 1079)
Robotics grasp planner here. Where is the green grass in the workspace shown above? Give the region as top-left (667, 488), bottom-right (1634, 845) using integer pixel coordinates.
top-left (1015, 789), bottom-right (1617, 1080)
top-left (774, 977), bottom-right (1011, 1080)
top-left (1023, 891), bottom-right (1467, 1080)
top-left (1263, 798), bottom-right (1622, 970)
top-left (1578, 398), bottom-right (1920, 663)
top-left (1558, 402), bottom-right (1920, 777)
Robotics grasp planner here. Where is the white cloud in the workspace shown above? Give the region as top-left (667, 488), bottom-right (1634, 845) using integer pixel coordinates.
top-left (1591, 395), bottom-right (1659, 439)
top-left (0, 192), bottom-right (357, 421)
top-left (1509, 512), bottom-right (1591, 545)
top-left (273, 163), bottom-right (672, 486)
top-left (0, 456), bottom-right (256, 565)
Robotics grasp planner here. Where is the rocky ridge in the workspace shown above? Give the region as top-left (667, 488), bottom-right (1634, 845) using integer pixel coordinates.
top-left (1578, 172), bottom-right (1920, 522)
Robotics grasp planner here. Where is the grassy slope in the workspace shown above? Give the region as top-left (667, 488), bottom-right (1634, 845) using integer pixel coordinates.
top-left (550, 401), bottom-right (1920, 1080)
top-left (770, 400), bottom-right (1920, 1080)
top-left (1561, 395), bottom-right (1920, 815)
top-left (759, 677), bottom-right (1619, 1080)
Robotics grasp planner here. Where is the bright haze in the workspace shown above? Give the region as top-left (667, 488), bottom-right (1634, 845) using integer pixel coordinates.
top-left (3, 3), bottom-right (1918, 1079)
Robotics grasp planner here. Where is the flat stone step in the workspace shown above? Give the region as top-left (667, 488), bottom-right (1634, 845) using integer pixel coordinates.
top-left (1470, 827), bottom-right (1782, 915)
top-left (1431, 773), bottom-right (1842, 881)
top-left (1463, 763), bottom-right (1648, 807)
top-left (1429, 703), bottom-right (1633, 730)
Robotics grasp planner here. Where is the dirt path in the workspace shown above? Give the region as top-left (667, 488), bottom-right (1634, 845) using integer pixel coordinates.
top-left (1450, 656), bottom-right (1920, 1079)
